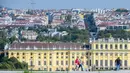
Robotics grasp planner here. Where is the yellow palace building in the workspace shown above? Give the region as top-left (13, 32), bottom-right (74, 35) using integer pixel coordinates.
top-left (90, 38), bottom-right (130, 70)
top-left (7, 38), bottom-right (130, 71)
top-left (8, 42), bottom-right (89, 71)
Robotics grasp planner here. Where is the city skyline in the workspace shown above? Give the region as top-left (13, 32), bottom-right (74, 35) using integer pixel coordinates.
top-left (1, 0), bottom-right (130, 9)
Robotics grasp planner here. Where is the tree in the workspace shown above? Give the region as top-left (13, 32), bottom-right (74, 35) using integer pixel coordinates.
top-left (98, 30), bottom-right (130, 39)
top-left (21, 38), bottom-right (27, 41)
top-left (14, 62), bottom-right (24, 69)
top-left (115, 8), bottom-right (128, 12)
top-left (0, 57), bottom-right (28, 70)
top-left (6, 61), bottom-right (16, 69)
top-left (0, 56), bottom-right (8, 62)
top-left (22, 62), bottom-right (28, 69)
top-left (0, 62), bottom-right (12, 69)
top-left (8, 57), bottom-right (19, 64)
top-left (36, 35), bottom-right (45, 42)
top-left (9, 36), bottom-right (17, 44)
top-left (65, 14), bottom-right (72, 23)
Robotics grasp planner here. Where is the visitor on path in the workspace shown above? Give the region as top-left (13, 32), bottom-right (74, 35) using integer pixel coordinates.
top-left (78, 58), bottom-right (84, 71)
top-left (115, 57), bottom-right (121, 71)
top-left (75, 56), bottom-right (80, 71)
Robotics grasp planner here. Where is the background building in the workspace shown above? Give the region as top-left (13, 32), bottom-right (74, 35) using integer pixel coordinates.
top-left (8, 42), bottom-right (89, 71)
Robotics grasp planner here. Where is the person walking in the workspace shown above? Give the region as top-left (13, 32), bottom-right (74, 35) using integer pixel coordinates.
top-left (75, 57), bottom-right (80, 71)
top-left (115, 57), bottom-right (121, 71)
top-left (78, 58), bottom-right (84, 71)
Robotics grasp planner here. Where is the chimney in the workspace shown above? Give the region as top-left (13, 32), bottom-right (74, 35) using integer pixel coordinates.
top-left (118, 38), bottom-right (120, 42)
top-left (127, 38), bottom-right (129, 42)
top-left (122, 38), bottom-right (124, 42)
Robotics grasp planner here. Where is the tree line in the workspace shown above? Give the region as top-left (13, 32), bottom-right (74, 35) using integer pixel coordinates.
top-left (98, 30), bottom-right (130, 39)
top-left (0, 57), bottom-right (28, 70)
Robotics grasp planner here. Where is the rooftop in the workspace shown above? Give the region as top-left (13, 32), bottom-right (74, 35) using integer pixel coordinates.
top-left (90, 38), bottom-right (130, 43)
top-left (9, 42), bottom-right (88, 50)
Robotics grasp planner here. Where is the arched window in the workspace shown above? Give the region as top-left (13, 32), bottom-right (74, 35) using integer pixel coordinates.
top-left (11, 53), bottom-right (13, 55)
top-left (17, 53), bottom-right (19, 55)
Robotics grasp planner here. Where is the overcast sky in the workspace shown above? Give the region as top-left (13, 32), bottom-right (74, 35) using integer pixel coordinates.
top-left (0, 0), bottom-right (130, 9)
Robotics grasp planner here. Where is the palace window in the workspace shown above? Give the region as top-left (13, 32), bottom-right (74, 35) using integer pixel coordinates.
top-left (100, 44), bottom-right (103, 49)
top-left (115, 53), bottom-right (118, 56)
top-left (96, 44), bottom-right (98, 49)
top-left (100, 60), bottom-right (103, 66)
top-left (31, 53), bottom-right (33, 55)
top-left (110, 44), bottom-right (113, 49)
top-left (66, 52), bottom-right (68, 55)
top-left (96, 53), bottom-right (98, 55)
top-left (23, 53), bottom-right (25, 55)
top-left (105, 53), bottom-right (108, 56)
top-left (30, 61), bottom-right (33, 66)
top-left (66, 61), bottom-right (68, 65)
top-left (38, 61), bottom-right (41, 65)
top-left (96, 60), bottom-right (98, 66)
top-left (124, 60), bottom-right (127, 66)
top-left (125, 53), bottom-right (128, 56)
top-left (61, 56), bottom-right (63, 59)
top-left (72, 53), bottom-right (75, 55)
top-left (86, 53), bottom-right (88, 55)
top-left (61, 61), bottom-right (63, 65)
top-left (72, 61), bottom-right (74, 65)
top-left (90, 53), bottom-right (91, 56)
top-left (44, 53), bottom-right (46, 55)
top-left (44, 68), bottom-right (47, 71)
top-left (105, 44), bottom-right (108, 49)
top-left (49, 68), bottom-right (52, 71)
top-left (110, 53), bottom-right (113, 56)
top-left (110, 60), bottom-right (113, 66)
top-left (86, 61), bottom-right (88, 65)
top-left (61, 52), bottom-right (64, 55)
top-left (120, 53), bottom-right (122, 56)
top-left (120, 44), bottom-right (122, 49)
top-left (115, 44), bottom-right (118, 49)
top-left (89, 60), bottom-right (91, 66)
top-left (81, 56), bottom-right (83, 59)
top-left (56, 61), bottom-right (59, 65)
top-left (17, 53), bottom-right (19, 55)
top-left (50, 61), bottom-right (52, 65)
top-left (125, 44), bottom-right (127, 49)
top-left (100, 53), bottom-right (103, 56)
top-left (11, 53), bottom-right (13, 55)
top-left (57, 52), bottom-right (59, 55)
top-left (105, 60), bottom-right (108, 66)
top-left (44, 61), bottom-right (46, 65)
